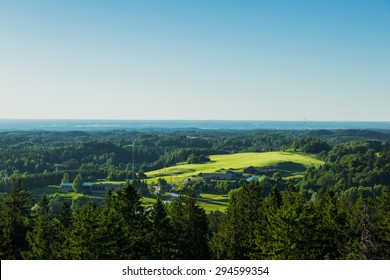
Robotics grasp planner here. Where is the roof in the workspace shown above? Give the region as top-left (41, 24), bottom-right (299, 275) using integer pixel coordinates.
top-left (60, 183), bottom-right (95, 187)
top-left (246, 176), bottom-right (259, 182)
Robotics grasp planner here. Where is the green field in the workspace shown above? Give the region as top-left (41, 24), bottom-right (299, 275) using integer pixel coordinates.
top-left (28, 186), bottom-right (229, 213)
top-left (28, 151), bottom-right (323, 213)
top-left (197, 193), bottom-right (229, 212)
top-left (30, 185), bottom-right (84, 200)
top-left (142, 192), bottom-right (228, 212)
top-left (145, 152), bottom-right (323, 183)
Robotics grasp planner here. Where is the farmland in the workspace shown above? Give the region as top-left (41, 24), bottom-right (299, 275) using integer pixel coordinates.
top-left (145, 151), bottom-right (324, 183)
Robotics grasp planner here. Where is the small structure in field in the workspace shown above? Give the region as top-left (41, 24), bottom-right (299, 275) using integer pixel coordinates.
top-left (60, 183), bottom-right (122, 193)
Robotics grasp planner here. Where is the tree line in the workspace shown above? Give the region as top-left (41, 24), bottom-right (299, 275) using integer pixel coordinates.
top-left (2, 129), bottom-right (390, 192)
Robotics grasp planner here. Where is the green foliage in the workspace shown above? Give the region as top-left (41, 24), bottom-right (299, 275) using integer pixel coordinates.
top-left (187, 154), bottom-right (210, 164)
top-left (291, 138), bottom-right (331, 154)
top-left (2, 132), bottom-right (390, 260)
top-left (61, 172), bottom-right (70, 184)
top-left (2, 174), bottom-right (390, 260)
top-left (23, 195), bottom-right (60, 259)
top-left (148, 197), bottom-right (175, 259)
top-left (256, 186), bottom-right (321, 259)
top-left (169, 192), bottom-right (211, 259)
top-left (65, 202), bottom-right (106, 259)
top-left (71, 195), bottom-right (91, 212)
top-left (300, 140), bottom-right (390, 194)
top-left (72, 174), bottom-right (83, 193)
top-left (211, 181), bottom-right (263, 259)
top-left (0, 177), bottom-right (34, 259)
top-left (147, 151), bottom-right (323, 184)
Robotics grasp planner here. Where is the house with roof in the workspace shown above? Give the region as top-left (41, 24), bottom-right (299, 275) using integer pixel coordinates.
top-left (60, 182), bottom-right (122, 193)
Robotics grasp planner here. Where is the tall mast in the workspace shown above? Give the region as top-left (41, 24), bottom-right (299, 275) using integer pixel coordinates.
top-left (132, 130), bottom-right (135, 182)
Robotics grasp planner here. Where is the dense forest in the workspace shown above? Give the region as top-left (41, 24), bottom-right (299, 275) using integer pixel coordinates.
top-left (1, 129), bottom-right (390, 192)
top-left (1, 177), bottom-right (390, 260)
top-left (1, 129), bottom-right (390, 259)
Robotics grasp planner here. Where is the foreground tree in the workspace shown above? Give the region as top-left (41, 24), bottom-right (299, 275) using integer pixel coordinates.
top-left (23, 195), bottom-right (60, 259)
top-left (65, 202), bottom-right (106, 259)
top-left (212, 181), bottom-right (263, 259)
top-left (0, 176), bottom-right (33, 259)
top-left (148, 196), bottom-right (175, 259)
top-left (170, 191), bottom-right (210, 259)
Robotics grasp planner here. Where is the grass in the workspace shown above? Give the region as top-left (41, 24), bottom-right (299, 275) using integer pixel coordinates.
top-left (145, 151), bottom-right (323, 183)
top-left (30, 185), bottom-right (84, 200)
top-left (197, 193), bottom-right (229, 212)
top-left (28, 185), bottom-right (227, 213)
top-left (142, 192), bottom-right (229, 213)
top-left (142, 196), bottom-right (157, 207)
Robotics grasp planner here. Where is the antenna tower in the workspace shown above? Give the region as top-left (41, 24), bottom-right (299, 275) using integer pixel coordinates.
top-left (132, 131), bottom-right (135, 182)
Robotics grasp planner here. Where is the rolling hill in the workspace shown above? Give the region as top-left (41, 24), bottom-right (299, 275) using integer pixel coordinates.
top-left (145, 151), bottom-right (324, 183)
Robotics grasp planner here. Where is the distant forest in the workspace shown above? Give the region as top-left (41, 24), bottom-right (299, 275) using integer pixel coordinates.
top-left (1, 129), bottom-right (390, 191)
top-left (1, 129), bottom-right (390, 259)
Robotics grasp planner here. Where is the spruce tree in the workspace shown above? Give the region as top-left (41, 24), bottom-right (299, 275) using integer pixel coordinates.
top-left (256, 185), bottom-right (320, 259)
top-left (169, 195), bottom-right (187, 258)
top-left (101, 180), bottom-right (150, 259)
top-left (373, 186), bottom-right (390, 258)
top-left (182, 191), bottom-right (210, 259)
top-left (212, 181), bottom-right (262, 259)
top-left (169, 192), bottom-right (211, 259)
top-left (118, 180), bottom-right (150, 259)
top-left (23, 195), bottom-right (60, 259)
top-left (65, 202), bottom-right (106, 259)
top-left (0, 176), bottom-right (33, 259)
top-left (149, 196), bottom-right (175, 259)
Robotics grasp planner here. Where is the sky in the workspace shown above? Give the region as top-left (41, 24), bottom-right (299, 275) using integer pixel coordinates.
top-left (0, 0), bottom-right (389, 121)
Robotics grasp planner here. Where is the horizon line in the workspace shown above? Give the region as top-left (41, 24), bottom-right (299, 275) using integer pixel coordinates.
top-left (1, 119), bottom-right (390, 123)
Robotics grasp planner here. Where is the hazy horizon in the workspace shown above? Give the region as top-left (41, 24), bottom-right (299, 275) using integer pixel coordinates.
top-left (1, 119), bottom-right (390, 132)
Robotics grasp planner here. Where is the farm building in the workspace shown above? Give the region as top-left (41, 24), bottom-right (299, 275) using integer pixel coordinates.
top-left (60, 183), bottom-right (122, 193)
top-left (203, 170), bottom-right (243, 181)
top-left (246, 176), bottom-right (259, 182)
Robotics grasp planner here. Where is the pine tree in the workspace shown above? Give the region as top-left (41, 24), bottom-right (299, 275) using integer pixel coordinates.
top-left (65, 202), bottom-right (106, 259)
top-left (169, 192), bottom-right (211, 259)
top-left (256, 185), bottom-right (322, 259)
top-left (0, 176), bottom-right (33, 259)
top-left (169, 195), bottom-right (187, 258)
top-left (212, 181), bottom-right (262, 259)
top-left (149, 196), bottom-right (175, 259)
top-left (23, 195), bottom-right (60, 259)
top-left (373, 186), bottom-right (390, 258)
top-left (344, 196), bottom-right (380, 259)
top-left (59, 201), bottom-right (72, 229)
top-left (182, 191), bottom-right (210, 259)
top-left (97, 180), bottom-right (151, 259)
top-left (314, 191), bottom-right (348, 259)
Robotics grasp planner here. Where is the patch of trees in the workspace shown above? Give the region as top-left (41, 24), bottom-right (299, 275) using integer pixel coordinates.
top-left (211, 182), bottom-right (390, 260)
top-left (186, 154), bottom-right (210, 164)
top-left (291, 138), bottom-right (331, 154)
top-left (300, 140), bottom-right (390, 195)
top-left (0, 180), bottom-right (210, 260)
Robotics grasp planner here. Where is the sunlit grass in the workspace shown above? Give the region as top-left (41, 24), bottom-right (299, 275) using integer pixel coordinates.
top-left (145, 151), bottom-right (323, 184)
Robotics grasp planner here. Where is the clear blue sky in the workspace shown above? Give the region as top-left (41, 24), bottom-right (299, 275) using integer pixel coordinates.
top-left (1, 0), bottom-right (389, 121)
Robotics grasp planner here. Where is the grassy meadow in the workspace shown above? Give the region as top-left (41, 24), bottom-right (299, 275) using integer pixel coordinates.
top-left (27, 152), bottom-right (323, 213)
top-left (145, 151), bottom-right (323, 183)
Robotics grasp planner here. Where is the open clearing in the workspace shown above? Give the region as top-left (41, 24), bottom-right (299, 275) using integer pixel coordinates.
top-left (197, 193), bottom-right (229, 212)
top-left (145, 152), bottom-right (323, 183)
